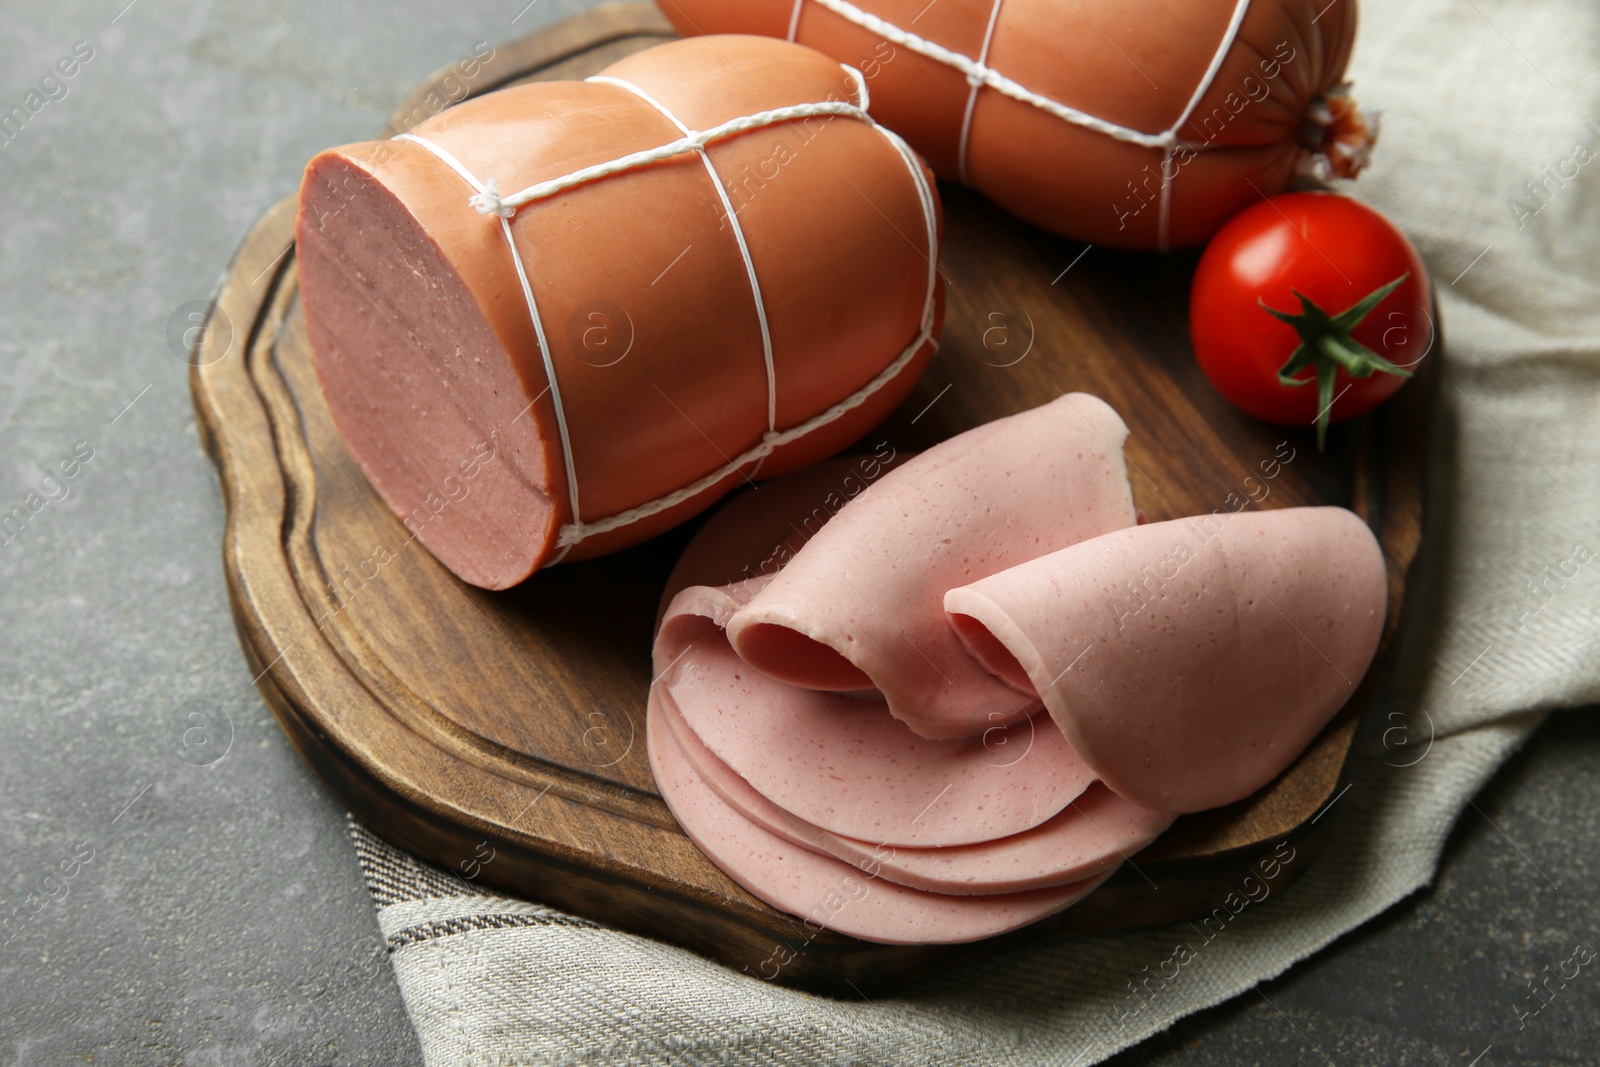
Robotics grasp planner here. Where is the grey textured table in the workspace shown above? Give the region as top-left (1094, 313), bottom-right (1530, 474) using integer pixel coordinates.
top-left (2, 2), bottom-right (1595, 1064)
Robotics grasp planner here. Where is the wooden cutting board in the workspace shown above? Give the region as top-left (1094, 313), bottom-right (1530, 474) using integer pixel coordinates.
top-left (189, 1), bottom-right (1437, 995)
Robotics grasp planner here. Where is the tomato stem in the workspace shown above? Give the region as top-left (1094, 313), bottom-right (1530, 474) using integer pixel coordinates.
top-left (1260, 273), bottom-right (1413, 450)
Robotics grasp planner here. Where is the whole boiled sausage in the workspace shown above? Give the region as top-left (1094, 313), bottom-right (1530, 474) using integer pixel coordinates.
top-left (296, 35), bottom-right (942, 589)
top-left (659, 0), bottom-right (1371, 249)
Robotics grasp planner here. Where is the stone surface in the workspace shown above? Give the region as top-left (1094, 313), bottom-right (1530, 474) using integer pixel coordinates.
top-left (1, 1), bottom-right (1596, 1064)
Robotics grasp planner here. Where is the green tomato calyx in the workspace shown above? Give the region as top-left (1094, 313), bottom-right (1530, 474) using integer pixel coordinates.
top-left (1260, 272), bottom-right (1413, 450)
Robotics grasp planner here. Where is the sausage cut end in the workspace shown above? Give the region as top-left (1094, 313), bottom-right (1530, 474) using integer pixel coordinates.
top-left (297, 152), bottom-right (558, 589)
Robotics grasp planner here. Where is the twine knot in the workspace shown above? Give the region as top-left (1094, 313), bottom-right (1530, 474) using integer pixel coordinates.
top-left (469, 178), bottom-right (515, 219)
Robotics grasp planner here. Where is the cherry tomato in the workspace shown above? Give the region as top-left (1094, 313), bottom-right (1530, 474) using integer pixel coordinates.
top-left (1189, 191), bottom-right (1432, 447)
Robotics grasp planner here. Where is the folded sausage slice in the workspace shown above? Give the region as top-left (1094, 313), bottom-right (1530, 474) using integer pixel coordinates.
top-left (945, 507), bottom-right (1387, 813)
top-left (648, 700), bottom-right (1111, 944)
top-left (654, 589), bottom-right (1094, 847)
top-left (724, 392), bottom-right (1137, 738)
top-left (658, 453), bottom-right (905, 627)
top-left (655, 682), bottom-right (1171, 893)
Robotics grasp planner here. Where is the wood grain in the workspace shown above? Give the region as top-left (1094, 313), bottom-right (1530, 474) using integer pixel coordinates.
top-left (188, 1), bottom-right (1437, 995)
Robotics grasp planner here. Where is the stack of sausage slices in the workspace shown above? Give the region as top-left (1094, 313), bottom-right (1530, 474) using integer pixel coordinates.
top-left (649, 393), bottom-right (1386, 944)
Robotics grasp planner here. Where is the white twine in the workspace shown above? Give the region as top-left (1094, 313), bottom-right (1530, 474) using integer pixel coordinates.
top-left (461, 97), bottom-right (876, 218)
top-left (393, 131), bottom-right (584, 562)
top-left (784, 0), bottom-right (1256, 249)
top-left (786, 0), bottom-right (805, 44)
top-left (957, 0), bottom-right (1006, 186)
top-left (1157, 0), bottom-right (1253, 250)
top-left (588, 74), bottom-right (780, 435)
top-left (393, 62), bottom-right (937, 553)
